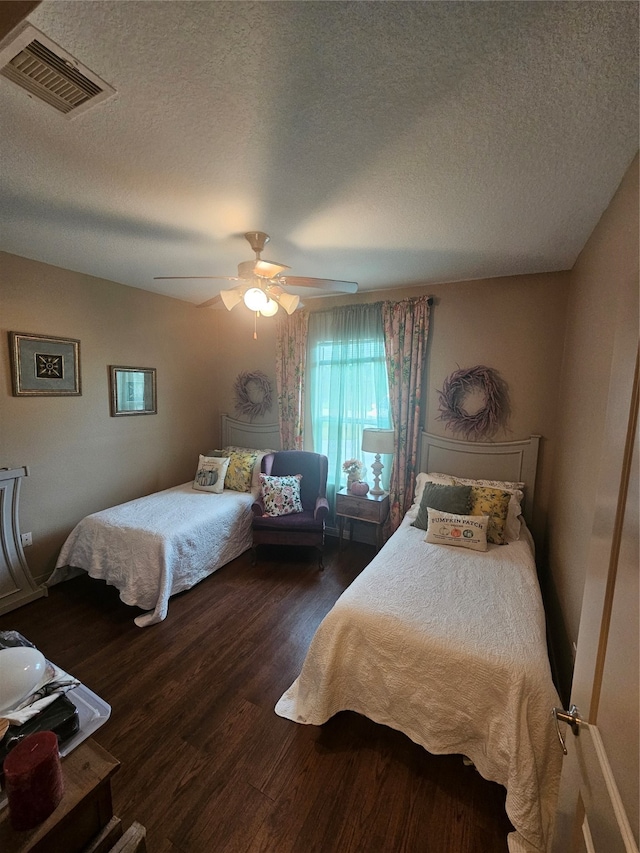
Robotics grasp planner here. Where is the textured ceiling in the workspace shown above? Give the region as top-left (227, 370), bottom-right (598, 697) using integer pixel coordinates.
top-left (0, 1), bottom-right (638, 306)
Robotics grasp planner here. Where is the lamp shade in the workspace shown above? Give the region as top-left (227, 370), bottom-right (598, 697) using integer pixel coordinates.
top-left (362, 428), bottom-right (395, 455)
top-left (278, 292), bottom-right (300, 315)
top-left (260, 298), bottom-right (279, 317)
top-left (220, 289), bottom-right (243, 311)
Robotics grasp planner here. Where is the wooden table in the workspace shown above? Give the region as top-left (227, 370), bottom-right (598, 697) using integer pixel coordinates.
top-left (0, 738), bottom-right (120, 853)
top-left (336, 488), bottom-right (390, 552)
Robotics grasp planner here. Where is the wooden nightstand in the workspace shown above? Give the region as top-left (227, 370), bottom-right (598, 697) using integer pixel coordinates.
top-left (0, 739), bottom-right (120, 853)
top-left (336, 488), bottom-right (389, 552)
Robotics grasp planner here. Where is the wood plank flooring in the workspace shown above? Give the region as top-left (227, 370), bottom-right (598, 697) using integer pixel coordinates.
top-left (0, 540), bottom-right (513, 852)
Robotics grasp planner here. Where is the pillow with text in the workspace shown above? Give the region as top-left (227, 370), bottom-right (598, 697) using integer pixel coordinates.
top-left (425, 508), bottom-right (489, 551)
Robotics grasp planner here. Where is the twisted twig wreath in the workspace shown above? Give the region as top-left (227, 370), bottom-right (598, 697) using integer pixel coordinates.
top-left (233, 370), bottom-right (273, 421)
top-left (437, 365), bottom-right (510, 440)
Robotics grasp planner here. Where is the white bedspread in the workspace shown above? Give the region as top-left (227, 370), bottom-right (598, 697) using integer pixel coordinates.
top-left (276, 515), bottom-right (562, 853)
top-left (54, 484), bottom-right (255, 627)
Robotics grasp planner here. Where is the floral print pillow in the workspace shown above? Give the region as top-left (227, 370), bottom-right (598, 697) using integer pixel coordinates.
top-left (259, 474), bottom-right (303, 517)
top-left (453, 477), bottom-right (525, 543)
top-left (224, 450), bottom-right (259, 492)
top-left (467, 486), bottom-right (512, 545)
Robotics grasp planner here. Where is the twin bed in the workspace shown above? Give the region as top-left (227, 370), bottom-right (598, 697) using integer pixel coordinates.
top-left (276, 431), bottom-right (561, 853)
top-left (53, 424), bottom-right (561, 852)
top-left (51, 415), bottom-right (280, 626)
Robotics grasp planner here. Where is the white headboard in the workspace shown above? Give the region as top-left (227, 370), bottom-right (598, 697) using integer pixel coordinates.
top-left (418, 431), bottom-right (540, 526)
top-left (220, 413), bottom-right (281, 451)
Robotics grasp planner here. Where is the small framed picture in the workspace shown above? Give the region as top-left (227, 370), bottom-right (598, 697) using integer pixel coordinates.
top-left (109, 366), bottom-right (157, 416)
top-left (9, 332), bottom-right (81, 396)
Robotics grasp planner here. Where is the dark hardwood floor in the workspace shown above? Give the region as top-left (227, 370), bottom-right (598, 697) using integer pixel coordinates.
top-left (0, 540), bottom-right (512, 852)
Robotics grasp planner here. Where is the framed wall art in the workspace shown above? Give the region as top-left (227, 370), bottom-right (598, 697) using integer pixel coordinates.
top-left (9, 332), bottom-right (81, 397)
top-left (109, 366), bottom-right (157, 416)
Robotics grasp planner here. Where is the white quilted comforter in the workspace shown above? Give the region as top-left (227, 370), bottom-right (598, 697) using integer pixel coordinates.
top-left (276, 515), bottom-right (562, 853)
top-left (54, 484), bottom-right (255, 627)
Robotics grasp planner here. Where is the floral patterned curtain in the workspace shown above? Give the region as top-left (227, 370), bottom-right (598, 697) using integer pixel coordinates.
top-left (275, 310), bottom-right (309, 450)
top-left (382, 295), bottom-right (431, 530)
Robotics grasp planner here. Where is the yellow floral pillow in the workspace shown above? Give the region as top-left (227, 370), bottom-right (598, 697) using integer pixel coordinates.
top-left (467, 486), bottom-right (511, 545)
top-left (223, 449), bottom-right (259, 492)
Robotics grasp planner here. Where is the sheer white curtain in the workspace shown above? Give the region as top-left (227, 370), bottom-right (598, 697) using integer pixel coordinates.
top-left (307, 304), bottom-right (392, 511)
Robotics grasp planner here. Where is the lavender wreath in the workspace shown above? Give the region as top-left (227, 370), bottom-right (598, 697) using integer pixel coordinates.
top-left (233, 370), bottom-right (273, 422)
top-left (437, 365), bottom-right (510, 440)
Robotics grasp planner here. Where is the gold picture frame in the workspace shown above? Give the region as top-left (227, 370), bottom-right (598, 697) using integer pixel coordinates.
top-left (9, 332), bottom-right (81, 396)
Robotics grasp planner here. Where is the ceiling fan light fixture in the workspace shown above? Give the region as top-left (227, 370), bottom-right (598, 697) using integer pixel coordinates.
top-left (244, 287), bottom-right (269, 311)
top-left (220, 289), bottom-right (243, 311)
top-left (260, 298), bottom-right (279, 317)
top-left (278, 292), bottom-right (300, 315)
top-left (179, 232), bottom-right (357, 316)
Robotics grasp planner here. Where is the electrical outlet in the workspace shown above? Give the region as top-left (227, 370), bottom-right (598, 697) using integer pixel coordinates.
top-left (20, 532), bottom-right (32, 547)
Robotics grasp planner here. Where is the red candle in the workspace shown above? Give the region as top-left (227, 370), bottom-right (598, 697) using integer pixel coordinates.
top-left (3, 731), bottom-right (64, 831)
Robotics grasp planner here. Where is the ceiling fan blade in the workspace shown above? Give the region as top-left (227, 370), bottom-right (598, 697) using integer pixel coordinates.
top-left (153, 275), bottom-right (243, 281)
top-left (279, 276), bottom-right (358, 293)
top-left (197, 294), bottom-right (223, 308)
top-left (254, 259), bottom-right (290, 278)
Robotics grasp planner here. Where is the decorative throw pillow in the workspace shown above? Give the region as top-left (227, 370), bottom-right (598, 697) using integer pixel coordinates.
top-left (425, 508), bottom-right (489, 552)
top-left (223, 449), bottom-right (259, 492)
top-left (193, 455), bottom-right (230, 494)
top-left (411, 483), bottom-right (472, 531)
top-left (453, 476), bottom-right (525, 542)
top-left (466, 486), bottom-right (512, 545)
top-left (408, 472), bottom-right (456, 517)
top-left (259, 474), bottom-right (303, 517)
top-left (452, 475), bottom-right (525, 492)
top-left (206, 446), bottom-right (273, 492)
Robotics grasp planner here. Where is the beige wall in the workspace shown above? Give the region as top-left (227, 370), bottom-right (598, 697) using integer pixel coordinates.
top-left (1, 253), bottom-right (222, 583)
top-left (211, 304), bottom-right (279, 442)
top-left (424, 275), bottom-right (569, 537)
top-left (544, 153), bottom-right (639, 699)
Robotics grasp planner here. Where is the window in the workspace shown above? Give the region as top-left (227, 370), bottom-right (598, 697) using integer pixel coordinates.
top-left (307, 304), bottom-right (392, 500)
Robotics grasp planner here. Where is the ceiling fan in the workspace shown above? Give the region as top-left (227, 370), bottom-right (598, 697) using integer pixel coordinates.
top-left (154, 231), bottom-right (358, 316)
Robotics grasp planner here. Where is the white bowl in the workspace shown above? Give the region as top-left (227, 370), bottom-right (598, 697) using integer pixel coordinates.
top-left (0, 646), bottom-right (46, 714)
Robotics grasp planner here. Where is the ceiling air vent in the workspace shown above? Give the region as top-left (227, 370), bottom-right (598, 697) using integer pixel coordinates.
top-left (0, 22), bottom-right (115, 117)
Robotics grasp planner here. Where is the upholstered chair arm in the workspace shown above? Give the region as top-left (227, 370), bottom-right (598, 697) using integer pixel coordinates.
top-left (314, 496), bottom-right (330, 522)
top-left (251, 497), bottom-right (266, 517)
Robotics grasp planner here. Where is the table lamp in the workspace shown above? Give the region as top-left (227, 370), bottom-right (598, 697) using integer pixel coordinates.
top-left (361, 428), bottom-right (395, 495)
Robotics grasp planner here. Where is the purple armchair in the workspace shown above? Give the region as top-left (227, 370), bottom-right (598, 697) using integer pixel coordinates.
top-left (251, 451), bottom-right (330, 569)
